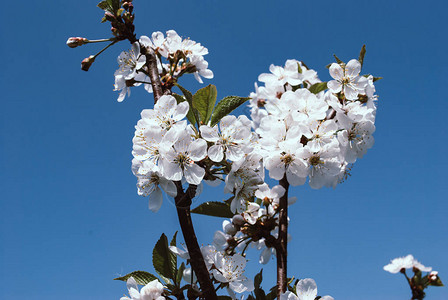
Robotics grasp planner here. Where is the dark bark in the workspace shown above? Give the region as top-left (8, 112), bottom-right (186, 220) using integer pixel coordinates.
top-left (174, 182), bottom-right (218, 300)
top-left (276, 175), bottom-right (290, 298)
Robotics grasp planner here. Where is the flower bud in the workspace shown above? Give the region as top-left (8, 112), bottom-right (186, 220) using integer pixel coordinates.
top-left (232, 215), bottom-right (245, 226)
top-left (104, 11), bottom-right (116, 22)
top-left (66, 37), bottom-right (88, 48)
top-left (429, 271), bottom-right (439, 281)
top-left (81, 55), bottom-right (95, 71)
top-left (224, 223), bottom-right (237, 236)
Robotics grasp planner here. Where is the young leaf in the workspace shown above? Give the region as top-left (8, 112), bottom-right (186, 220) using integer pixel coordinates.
top-left (373, 76), bottom-right (383, 82)
top-left (172, 93), bottom-right (196, 125)
top-left (333, 54), bottom-right (344, 64)
top-left (308, 82), bottom-right (328, 94)
top-left (191, 201), bottom-right (233, 218)
top-left (358, 44), bottom-right (366, 68)
top-left (176, 262), bottom-right (186, 285)
top-left (97, 1), bottom-right (109, 10)
top-left (210, 96), bottom-right (251, 126)
top-left (193, 84), bottom-right (217, 124)
top-left (114, 271), bottom-right (158, 285)
top-left (153, 233), bottom-right (177, 281)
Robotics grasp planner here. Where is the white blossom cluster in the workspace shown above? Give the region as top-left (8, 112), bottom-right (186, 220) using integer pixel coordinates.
top-left (170, 243), bottom-right (254, 297)
top-left (130, 57), bottom-right (379, 281)
top-left (249, 58), bottom-right (377, 189)
top-left (114, 30), bottom-right (213, 102)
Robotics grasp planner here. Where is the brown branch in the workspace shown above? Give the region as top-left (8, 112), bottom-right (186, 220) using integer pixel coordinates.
top-left (276, 175), bottom-right (290, 298)
top-left (143, 47), bottom-right (164, 102)
top-left (137, 37), bottom-right (216, 299)
top-left (174, 182), bottom-right (218, 300)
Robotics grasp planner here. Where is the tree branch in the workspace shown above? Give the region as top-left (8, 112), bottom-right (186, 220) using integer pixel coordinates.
top-left (137, 40), bottom-right (217, 299)
top-left (143, 47), bottom-right (164, 101)
top-left (174, 182), bottom-right (218, 300)
top-left (276, 175), bottom-right (290, 298)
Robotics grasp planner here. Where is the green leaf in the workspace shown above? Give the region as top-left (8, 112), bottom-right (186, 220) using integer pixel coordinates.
top-left (116, 8), bottom-right (124, 16)
top-left (176, 84), bottom-right (200, 126)
top-left (253, 269), bottom-right (267, 300)
top-left (265, 286), bottom-right (278, 300)
top-left (191, 201), bottom-right (233, 218)
top-left (170, 232), bottom-right (178, 280)
top-left (210, 96), bottom-right (251, 126)
top-left (152, 233), bottom-right (177, 281)
top-left (193, 84), bottom-right (217, 124)
top-left (373, 76), bottom-right (383, 82)
top-left (107, 0), bottom-right (120, 13)
top-left (176, 262), bottom-right (186, 285)
top-left (97, 1), bottom-right (109, 10)
top-left (429, 277), bottom-right (444, 287)
top-left (308, 82), bottom-right (328, 94)
top-left (358, 44), bottom-right (366, 68)
top-left (114, 271), bottom-right (158, 285)
top-left (297, 62), bottom-right (302, 74)
top-left (172, 93), bottom-right (196, 125)
top-left (254, 269), bottom-right (263, 289)
top-left (333, 54), bottom-right (344, 65)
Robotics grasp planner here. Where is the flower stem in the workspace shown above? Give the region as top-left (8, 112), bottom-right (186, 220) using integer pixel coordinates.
top-left (276, 174), bottom-right (290, 298)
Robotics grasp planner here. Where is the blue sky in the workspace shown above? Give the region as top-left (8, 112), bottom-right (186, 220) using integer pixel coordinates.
top-left (1, 0), bottom-right (447, 299)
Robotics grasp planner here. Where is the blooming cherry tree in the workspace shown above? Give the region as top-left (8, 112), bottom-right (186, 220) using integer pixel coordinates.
top-left (67, 1), bottom-right (443, 299)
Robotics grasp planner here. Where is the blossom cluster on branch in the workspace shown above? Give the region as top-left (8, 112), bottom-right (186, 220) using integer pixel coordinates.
top-left (66, 1), bottom-right (443, 299)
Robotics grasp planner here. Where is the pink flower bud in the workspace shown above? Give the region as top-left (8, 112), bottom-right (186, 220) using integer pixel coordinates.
top-left (81, 55), bottom-right (95, 71)
top-left (66, 37), bottom-right (88, 48)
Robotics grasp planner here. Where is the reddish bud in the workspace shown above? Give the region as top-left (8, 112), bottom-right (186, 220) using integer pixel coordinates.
top-left (66, 37), bottom-right (88, 48)
top-left (81, 55), bottom-right (95, 71)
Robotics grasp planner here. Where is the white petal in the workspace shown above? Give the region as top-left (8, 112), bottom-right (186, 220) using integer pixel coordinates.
top-left (259, 247), bottom-right (272, 264)
top-left (148, 186), bottom-right (163, 212)
top-left (208, 144), bottom-right (224, 162)
top-left (329, 63), bottom-right (343, 80)
top-left (189, 139), bottom-right (207, 161)
top-left (200, 125), bottom-right (219, 142)
top-left (345, 59), bottom-right (361, 78)
top-left (184, 164), bottom-right (205, 185)
top-left (327, 80), bottom-right (342, 93)
top-left (296, 278), bottom-right (317, 300)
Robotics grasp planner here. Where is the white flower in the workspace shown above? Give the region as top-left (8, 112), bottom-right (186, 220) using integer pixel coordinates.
top-left (132, 159), bottom-right (177, 212)
top-left (121, 277), bottom-right (166, 300)
top-left (384, 254), bottom-right (432, 273)
top-left (301, 141), bottom-right (342, 189)
top-left (258, 60), bottom-right (302, 87)
top-left (140, 95), bottom-right (189, 131)
top-left (115, 42), bottom-right (146, 80)
top-left (328, 59), bottom-right (367, 100)
top-left (211, 252), bottom-right (254, 294)
top-left (189, 54), bottom-right (214, 84)
top-left (160, 132), bottom-right (207, 185)
top-left (280, 278), bottom-right (333, 300)
top-left (200, 115), bottom-right (251, 162)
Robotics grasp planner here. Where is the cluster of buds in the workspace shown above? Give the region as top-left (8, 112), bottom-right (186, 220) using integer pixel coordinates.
top-left (99, 0), bottom-right (136, 42)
